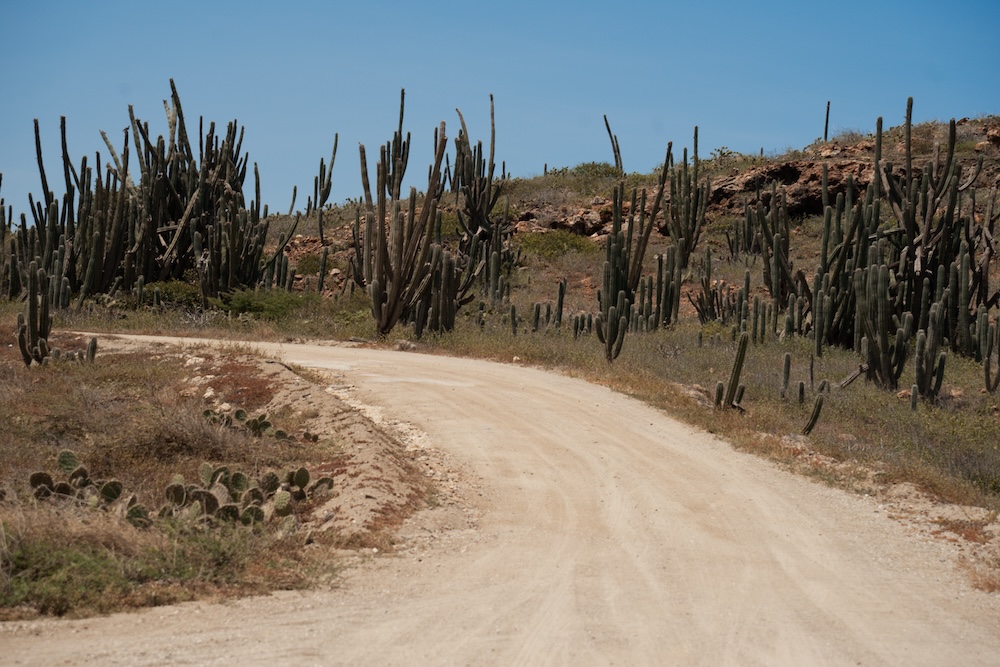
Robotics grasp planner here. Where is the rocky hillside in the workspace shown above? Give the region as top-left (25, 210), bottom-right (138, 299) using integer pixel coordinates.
top-left (511, 115), bottom-right (1000, 236)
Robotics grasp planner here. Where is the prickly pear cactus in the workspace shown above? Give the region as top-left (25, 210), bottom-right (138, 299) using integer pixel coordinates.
top-left (241, 505), bottom-right (265, 526)
top-left (291, 467), bottom-right (310, 490)
top-left (198, 462), bottom-right (215, 487)
top-left (165, 483), bottom-right (187, 507)
top-left (272, 490), bottom-right (294, 518)
top-left (216, 504), bottom-right (241, 522)
top-left (259, 472), bottom-right (280, 495)
top-left (242, 487), bottom-right (265, 507)
top-left (126, 504), bottom-right (150, 528)
top-left (99, 480), bottom-right (124, 504)
top-left (57, 449), bottom-right (80, 473)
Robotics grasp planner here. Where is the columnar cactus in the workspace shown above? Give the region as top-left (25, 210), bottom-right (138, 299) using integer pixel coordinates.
top-left (351, 91), bottom-right (450, 337)
top-left (665, 128), bottom-right (708, 269)
top-left (16, 261), bottom-right (52, 366)
top-left (780, 352), bottom-right (792, 398)
top-left (856, 264), bottom-right (912, 390)
top-left (307, 136), bottom-right (338, 245)
top-left (719, 331), bottom-right (750, 410)
top-left (802, 394), bottom-right (825, 435)
top-left (9, 81), bottom-right (288, 309)
top-left (593, 167), bottom-right (670, 361)
top-left (415, 236), bottom-right (482, 337)
top-left (871, 99), bottom-right (988, 359)
top-left (755, 181), bottom-right (795, 311)
top-left (656, 245), bottom-right (682, 327)
top-left (554, 277), bottom-right (566, 330)
top-left (595, 289), bottom-right (628, 362)
top-left (985, 319), bottom-right (1000, 393)
top-left (914, 302), bottom-right (947, 400)
top-left (452, 96), bottom-right (518, 299)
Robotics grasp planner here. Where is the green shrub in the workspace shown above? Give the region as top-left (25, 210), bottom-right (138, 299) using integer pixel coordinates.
top-left (437, 210), bottom-right (463, 238)
top-left (220, 289), bottom-right (320, 321)
top-left (295, 253), bottom-right (322, 276)
top-left (2, 537), bottom-right (134, 616)
top-left (148, 281), bottom-right (203, 310)
top-left (568, 161), bottom-right (621, 179)
top-left (516, 229), bottom-right (600, 259)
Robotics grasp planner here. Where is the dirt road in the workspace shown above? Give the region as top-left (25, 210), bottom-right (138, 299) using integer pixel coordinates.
top-left (4, 337), bottom-right (1000, 665)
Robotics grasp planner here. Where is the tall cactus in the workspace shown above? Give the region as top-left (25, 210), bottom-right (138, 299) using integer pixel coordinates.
top-left (413, 238), bottom-right (482, 337)
top-left (554, 277), bottom-right (567, 330)
top-left (594, 180), bottom-right (663, 362)
top-left (595, 289), bottom-right (629, 363)
top-left (353, 91), bottom-right (449, 337)
top-left (451, 98), bottom-right (523, 313)
top-left (754, 181), bottom-right (797, 311)
top-left (666, 128), bottom-right (709, 269)
top-left (635, 245), bottom-right (684, 330)
top-left (984, 319), bottom-right (1000, 393)
top-left (872, 98), bottom-right (987, 358)
top-left (717, 331), bottom-right (750, 410)
top-left (16, 261), bottom-right (52, 366)
top-left (0, 178), bottom-right (13, 299)
top-left (856, 264), bottom-right (912, 390)
top-left (453, 97), bottom-right (506, 246)
top-left (914, 302), bottom-right (947, 400)
top-left (307, 136), bottom-right (338, 246)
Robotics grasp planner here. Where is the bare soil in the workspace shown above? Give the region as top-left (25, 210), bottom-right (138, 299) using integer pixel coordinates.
top-left (3, 336), bottom-right (1000, 665)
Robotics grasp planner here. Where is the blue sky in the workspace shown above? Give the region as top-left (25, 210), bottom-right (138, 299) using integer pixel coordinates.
top-left (2, 0), bottom-right (998, 217)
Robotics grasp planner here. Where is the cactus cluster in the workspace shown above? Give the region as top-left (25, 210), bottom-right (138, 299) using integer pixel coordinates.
top-left (12, 260), bottom-right (98, 367)
top-left (594, 169), bottom-right (669, 362)
top-left (527, 278), bottom-right (568, 333)
top-left (306, 136), bottom-right (338, 245)
top-left (27, 451), bottom-right (334, 529)
top-left (15, 261), bottom-right (52, 366)
top-left (6, 91), bottom-right (996, 411)
top-left (203, 407), bottom-right (294, 440)
top-left (713, 98), bottom-right (995, 405)
top-left (776, 354), bottom-right (827, 434)
top-left (2, 81), bottom-right (292, 314)
top-left (233, 409), bottom-right (288, 439)
top-left (665, 128), bottom-right (708, 269)
top-left (452, 95), bottom-right (518, 306)
top-left (159, 462), bottom-right (333, 525)
top-left (349, 90), bottom-right (463, 337)
top-left (29, 450), bottom-right (149, 527)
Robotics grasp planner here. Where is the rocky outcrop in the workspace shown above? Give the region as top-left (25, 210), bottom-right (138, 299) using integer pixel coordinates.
top-left (709, 159), bottom-right (876, 218)
top-left (515, 197), bottom-right (618, 236)
top-left (986, 122), bottom-right (1000, 148)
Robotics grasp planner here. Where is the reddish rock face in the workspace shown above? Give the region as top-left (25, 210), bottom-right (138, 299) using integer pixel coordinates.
top-left (987, 123), bottom-right (1000, 148)
top-left (709, 160), bottom-right (876, 218)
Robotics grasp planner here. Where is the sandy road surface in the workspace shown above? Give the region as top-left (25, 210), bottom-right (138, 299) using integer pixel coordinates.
top-left (4, 336), bottom-right (1000, 666)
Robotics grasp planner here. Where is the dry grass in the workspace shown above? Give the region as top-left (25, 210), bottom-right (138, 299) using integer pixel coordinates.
top-left (0, 316), bottom-right (354, 619)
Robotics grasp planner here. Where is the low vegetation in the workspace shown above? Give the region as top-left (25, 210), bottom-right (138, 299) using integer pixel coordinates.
top-left (0, 325), bottom-right (353, 618)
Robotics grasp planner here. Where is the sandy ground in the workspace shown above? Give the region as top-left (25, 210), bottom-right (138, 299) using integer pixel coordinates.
top-left (4, 336), bottom-right (1000, 666)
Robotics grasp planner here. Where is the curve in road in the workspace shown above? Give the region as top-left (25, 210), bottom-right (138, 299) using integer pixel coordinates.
top-left (4, 337), bottom-right (999, 666)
